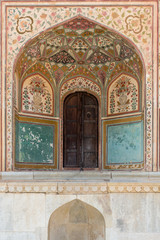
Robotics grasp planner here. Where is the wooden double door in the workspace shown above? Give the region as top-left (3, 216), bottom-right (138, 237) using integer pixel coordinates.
top-left (63, 92), bottom-right (98, 169)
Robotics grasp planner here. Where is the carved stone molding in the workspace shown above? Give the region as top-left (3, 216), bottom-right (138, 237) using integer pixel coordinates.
top-left (0, 182), bottom-right (160, 194)
top-left (108, 183), bottom-right (160, 193)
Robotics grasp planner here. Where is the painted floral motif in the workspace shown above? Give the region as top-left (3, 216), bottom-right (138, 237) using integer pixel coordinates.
top-left (72, 38), bottom-right (89, 58)
top-left (14, 16), bottom-right (144, 89)
top-left (87, 50), bottom-right (112, 65)
top-left (16, 16), bottom-right (33, 34)
top-left (61, 77), bottom-right (101, 98)
top-left (120, 45), bottom-right (133, 59)
top-left (49, 50), bottom-right (75, 64)
top-left (22, 75), bottom-right (53, 115)
top-left (125, 15), bottom-right (143, 34)
top-left (108, 74), bottom-right (139, 115)
top-left (97, 70), bottom-right (106, 85)
top-left (55, 69), bottom-right (64, 84)
top-left (47, 37), bottom-right (63, 47)
top-left (27, 45), bottom-right (40, 58)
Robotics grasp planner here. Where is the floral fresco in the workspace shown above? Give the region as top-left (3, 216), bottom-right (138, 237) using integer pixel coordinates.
top-left (61, 77), bottom-right (101, 98)
top-left (108, 74), bottom-right (139, 115)
top-left (22, 74), bottom-right (53, 115)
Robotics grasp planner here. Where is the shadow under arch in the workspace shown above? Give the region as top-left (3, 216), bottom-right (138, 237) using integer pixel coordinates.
top-left (48, 199), bottom-right (105, 240)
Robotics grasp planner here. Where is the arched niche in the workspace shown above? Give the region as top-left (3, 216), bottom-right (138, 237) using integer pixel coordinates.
top-left (107, 73), bottom-right (139, 116)
top-left (21, 74), bottom-right (54, 116)
top-left (48, 199), bottom-right (105, 240)
top-left (59, 76), bottom-right (102, 169)
top-left (13, 15), bottom-right (145, 171)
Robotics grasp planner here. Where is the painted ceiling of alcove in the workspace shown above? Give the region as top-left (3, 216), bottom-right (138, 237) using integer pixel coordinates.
top-left (16, 16), bottom-right (143, 87)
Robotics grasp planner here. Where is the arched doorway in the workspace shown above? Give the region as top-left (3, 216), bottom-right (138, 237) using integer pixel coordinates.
top-left (48, 199), bottom-right (105, 240)
top-left (63, 92), bottom-right (98, 169)
top-left (13, 15), bottom-right (144, 171)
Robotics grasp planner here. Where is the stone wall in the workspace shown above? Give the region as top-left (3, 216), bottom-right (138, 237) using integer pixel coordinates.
top-left (1, 188), bottom-right (160, 240)
top-left (0, 172), bottom-right (160, 240)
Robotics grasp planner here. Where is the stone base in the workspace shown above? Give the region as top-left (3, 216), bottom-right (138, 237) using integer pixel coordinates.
top-left (0, 172), bottom-right (160, 239)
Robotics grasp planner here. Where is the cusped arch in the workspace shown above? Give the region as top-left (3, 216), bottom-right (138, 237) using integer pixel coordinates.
top-left (48, 199), bottom-right (105, 240)
top-left (60, 76), bottom-right (101, 99)
top-left (60, 76), bottom-right (101, 118)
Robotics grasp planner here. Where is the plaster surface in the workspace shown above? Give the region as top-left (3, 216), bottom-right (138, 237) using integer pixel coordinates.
top-left (0, 190), bottom-right (160, 240)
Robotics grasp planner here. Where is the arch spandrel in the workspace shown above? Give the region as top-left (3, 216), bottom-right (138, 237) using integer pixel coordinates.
top-left (14, 15), bottom-right (144, 92)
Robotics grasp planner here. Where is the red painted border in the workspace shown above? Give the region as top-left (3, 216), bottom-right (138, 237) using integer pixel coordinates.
top-left (0, 1), bottom-right (2, 171)
top-left (5, 4), bottom-right (8, 170)
top-left (157, 0), bottom-right (159, 170)
top-left (1, 0), bottom-right (159, 3)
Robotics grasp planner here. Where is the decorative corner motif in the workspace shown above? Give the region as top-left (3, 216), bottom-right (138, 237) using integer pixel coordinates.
top-left (16, 16), bottom-right (33, 34)
top-left (125, 15), bottom-right (142, 34)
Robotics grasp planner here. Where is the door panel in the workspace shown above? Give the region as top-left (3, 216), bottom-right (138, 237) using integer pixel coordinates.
top-left (66, 108), bottom-right (77, 120)
top-left (63, 92), bottom-right (98, 168)
top-left (84, 153), bottom-right (97, 168)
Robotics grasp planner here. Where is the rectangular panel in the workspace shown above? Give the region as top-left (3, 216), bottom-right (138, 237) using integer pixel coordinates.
top-left (66, 136), bottom-right (77, 150)
top-left (66, 108), bottom-right (77, 120)
top-left (84, 153), bottom-right (97, 168)
top-left (15, 116), bottom-right (58, 169)
top-left (84, 107), bottom-right (96, 120)
top-left (16, 121), bottom-right (54, 164)
top-left (66, 122), bottom-right (77, 135)
top-left (83, 123), bottom-right (97, 136)
top-left (66, 152), bottom-right (77, 166)
top-left (103, 118), bottom-right (144, 170)
top-left (83, 138), bottom-right (96, 152)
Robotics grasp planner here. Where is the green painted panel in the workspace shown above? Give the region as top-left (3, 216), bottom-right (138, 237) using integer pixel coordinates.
top-left (16, 121), bottom-right (54, 164)
top-left (107, 121), bottom-right (143, 165)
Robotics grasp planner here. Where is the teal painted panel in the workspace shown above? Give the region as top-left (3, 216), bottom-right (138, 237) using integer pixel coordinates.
top-left (107, 121), bottom-right (143, 165)
top-left (16, 121), bottom-right (54, 163)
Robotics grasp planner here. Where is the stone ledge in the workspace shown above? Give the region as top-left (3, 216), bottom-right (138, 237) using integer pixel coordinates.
top-left (1, 171), bottom-right (160, 182)
top-left (0, 182), bottom-right (160, 194)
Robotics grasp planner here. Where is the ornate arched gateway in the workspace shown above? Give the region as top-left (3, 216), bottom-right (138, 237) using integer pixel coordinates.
top-left (14, 16), bottom-right (144, 170)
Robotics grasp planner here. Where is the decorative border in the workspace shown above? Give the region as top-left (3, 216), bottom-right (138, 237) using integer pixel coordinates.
top-left (0, 182), bottom-right (160, 194)
top-left (14, 113), bottom-right (59, 169)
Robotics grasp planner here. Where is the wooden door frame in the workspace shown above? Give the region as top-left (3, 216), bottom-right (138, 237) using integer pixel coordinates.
top-left (63, 91), bottom-right (99, 169)
top-left (60, 89), bottom-right (102, 171)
